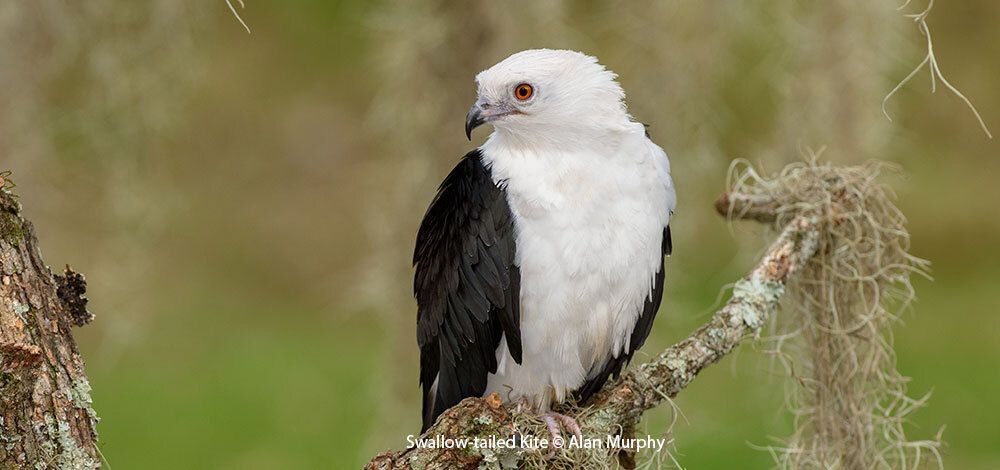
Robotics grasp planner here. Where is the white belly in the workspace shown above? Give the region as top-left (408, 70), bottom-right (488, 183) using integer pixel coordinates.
top-left (480, 129), bottom-right (674, 409)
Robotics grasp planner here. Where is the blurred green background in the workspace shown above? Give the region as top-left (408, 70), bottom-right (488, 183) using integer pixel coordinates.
top-left (2, 1), bottom-right (998, 468)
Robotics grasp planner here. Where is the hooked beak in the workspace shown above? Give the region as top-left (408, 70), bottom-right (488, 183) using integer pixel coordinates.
top-left (465, 99), bottom-right (517, 140)
top-left (465, 105), bottom-right (485, 141)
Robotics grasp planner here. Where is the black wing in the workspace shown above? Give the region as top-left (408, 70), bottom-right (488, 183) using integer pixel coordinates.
top-left (414, 149), bottom-right (521, 432)
top-left (574, 226), bottom-right (672, 403)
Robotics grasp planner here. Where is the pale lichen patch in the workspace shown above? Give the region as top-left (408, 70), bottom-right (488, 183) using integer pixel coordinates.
top-left (473, 414), bottom-right (493, 426)
top-left (478, 448), bottom-right (499, 470)
top-left (0, 415), bottom-right (23, 453)
top-left (35, 414), bottom-right (99, 470)
top-left (665, 358), bottom-right (687, 379)
top-left (11, 299), bottom-right (29, 315)
top-left (729, 276), bottom-right (784, 330)
top-left (53, 419), bottom-right (98, 469)
top-left (70, 378), bottom-right (100, 426)
top-left (707, 327), bottom-right (725, 342)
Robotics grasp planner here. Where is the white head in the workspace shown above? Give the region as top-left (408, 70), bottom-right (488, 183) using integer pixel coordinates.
top-left (466, 49), bottom-right (631, 147)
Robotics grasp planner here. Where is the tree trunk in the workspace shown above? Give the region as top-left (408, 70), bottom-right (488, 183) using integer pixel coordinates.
top-left (0, 189), bottom-right (100, 469)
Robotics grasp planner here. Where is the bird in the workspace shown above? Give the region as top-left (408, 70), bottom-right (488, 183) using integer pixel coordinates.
top-left (413, 49), bottom-right (676, 442)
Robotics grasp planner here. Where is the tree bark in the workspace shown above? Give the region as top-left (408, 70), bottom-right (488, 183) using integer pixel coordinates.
top-left (0, 189), bottom-right (100, 469)
top-left (366, 192), bottom-right (823, 469)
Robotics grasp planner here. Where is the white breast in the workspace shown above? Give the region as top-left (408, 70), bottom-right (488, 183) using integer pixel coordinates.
top-left (480, 124), bottom-right (675, 409)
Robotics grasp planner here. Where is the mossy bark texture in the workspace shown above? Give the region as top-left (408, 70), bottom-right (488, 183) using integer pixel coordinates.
top-left (0, 190), bottom-right (100, 469)
top-left (366, 194), bottom-right (821, 470)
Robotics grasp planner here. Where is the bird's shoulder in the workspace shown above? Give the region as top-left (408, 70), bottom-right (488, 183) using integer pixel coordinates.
top-left (413, 150), bottom-right (500, 265)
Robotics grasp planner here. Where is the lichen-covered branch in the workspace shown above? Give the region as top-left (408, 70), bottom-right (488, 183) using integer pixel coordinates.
top-left (0, 187), bottom-right (101, 469)
top-left (366, 192), bottom-right (823, 470)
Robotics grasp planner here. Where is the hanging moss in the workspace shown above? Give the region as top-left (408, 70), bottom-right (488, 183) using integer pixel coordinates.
top-left (726, 159), bottom-right (941, 468)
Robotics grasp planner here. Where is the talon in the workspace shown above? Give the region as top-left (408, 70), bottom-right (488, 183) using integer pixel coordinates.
top-left (541, 415), bottom-right (563, 459)
top-left (540, 411), bottom-right (580, 459)
top-left (553, 413), bottom-right (583, 441)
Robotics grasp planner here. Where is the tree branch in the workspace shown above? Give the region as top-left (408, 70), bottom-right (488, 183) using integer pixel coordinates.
top-left (366, 191), bottom-right (823, 470)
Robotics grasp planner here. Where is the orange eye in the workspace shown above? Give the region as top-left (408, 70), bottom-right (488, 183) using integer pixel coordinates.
top-left (514, 83), bottom-right (534, 101)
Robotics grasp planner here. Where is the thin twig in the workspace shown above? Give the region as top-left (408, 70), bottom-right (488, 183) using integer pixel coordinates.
top-left (225, 0), bottom-right (251, 34)
top-left (883, 0), bottom-right (993, 138)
